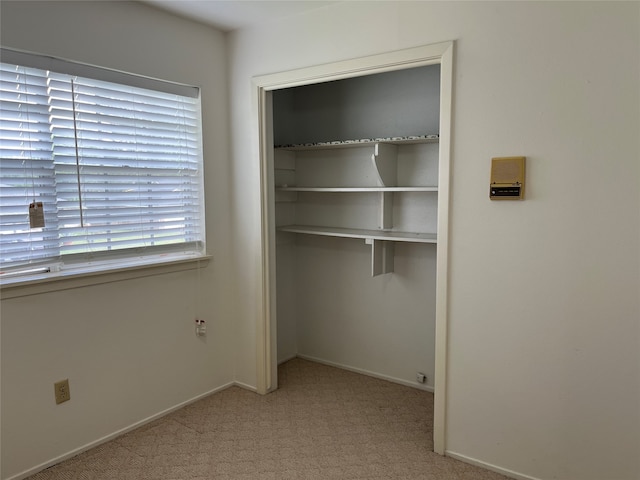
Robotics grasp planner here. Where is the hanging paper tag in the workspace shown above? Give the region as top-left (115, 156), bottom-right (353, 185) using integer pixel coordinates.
top-left (29, 202), bottom-right (45, 228)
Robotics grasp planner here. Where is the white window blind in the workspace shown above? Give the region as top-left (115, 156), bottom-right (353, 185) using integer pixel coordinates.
top-left (0, 52), bottom-right (205, 277)
top-left (0, 63), bottom-right (61, 269)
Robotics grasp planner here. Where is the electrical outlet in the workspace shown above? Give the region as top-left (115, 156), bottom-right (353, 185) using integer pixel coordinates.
top-left (195, 319), bottom-right (206, 337)
top-left (54, 379), bottom-right (71, 404)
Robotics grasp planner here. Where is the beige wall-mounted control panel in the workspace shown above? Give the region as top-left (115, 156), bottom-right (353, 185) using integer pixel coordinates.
top-left (490, 156), bottom-right (526, 200)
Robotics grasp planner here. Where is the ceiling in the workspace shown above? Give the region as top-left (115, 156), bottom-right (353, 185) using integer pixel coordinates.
top-left (143, 0), bottom-right (338, 32)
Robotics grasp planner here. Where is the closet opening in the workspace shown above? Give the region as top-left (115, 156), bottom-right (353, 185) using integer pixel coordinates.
top-left (254, 42), bottom-right (453, 454)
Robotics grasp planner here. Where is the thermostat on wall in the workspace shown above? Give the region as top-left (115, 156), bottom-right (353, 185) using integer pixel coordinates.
top-left (490, 156), bottom-right (526, 200)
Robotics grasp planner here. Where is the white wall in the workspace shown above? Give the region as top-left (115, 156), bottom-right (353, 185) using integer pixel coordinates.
top-left (228, 2), bottom-right (640, 480)
top-left (272, 65), bottom-right (441, 145)
top-left (292, 237), bottom-right (437, 389)
top-left (0, 2), bottom-right (235, 479)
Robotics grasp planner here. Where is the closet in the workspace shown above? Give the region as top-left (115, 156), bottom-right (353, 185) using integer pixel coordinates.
top-left (270, 64), bottom-right (441, 391)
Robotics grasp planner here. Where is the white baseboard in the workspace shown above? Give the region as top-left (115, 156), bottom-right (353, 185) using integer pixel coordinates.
top-left (232, 380), bottom-right (258, 392)
top-left (296, 354), bottom-right (434, 392)
top-left (6, 381), bottom-right (238, 480)
top-left (277, 353), bottom-right (298, 365)
top-left (445, 451), bottom-right (542, 480)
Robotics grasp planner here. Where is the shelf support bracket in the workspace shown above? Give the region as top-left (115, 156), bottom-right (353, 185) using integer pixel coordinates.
top-left (368, 238), bottom-right (395, 276)
top-left (372, 143), bottom-right (398, 186)
top-left (379, 192), bottom-right (393, 230)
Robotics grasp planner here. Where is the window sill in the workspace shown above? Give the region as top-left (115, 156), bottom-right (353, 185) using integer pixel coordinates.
top-left (0, 253), bottom-right (211, 299)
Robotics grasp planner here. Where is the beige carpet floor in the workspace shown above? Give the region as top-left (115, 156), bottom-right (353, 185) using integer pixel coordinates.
top-left (28, 358), bottom-right (509, 479)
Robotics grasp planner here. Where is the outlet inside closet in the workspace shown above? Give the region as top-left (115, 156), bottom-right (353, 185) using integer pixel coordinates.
top-left (268, 63), bottom-right (443, 392)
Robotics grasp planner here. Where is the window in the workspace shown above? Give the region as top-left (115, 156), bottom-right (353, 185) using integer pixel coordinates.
top-left (0, 50), bottom-right (205, 281)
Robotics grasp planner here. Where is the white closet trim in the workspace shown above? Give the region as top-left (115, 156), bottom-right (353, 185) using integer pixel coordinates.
top-left (252, 40), bottom-right (454, 456)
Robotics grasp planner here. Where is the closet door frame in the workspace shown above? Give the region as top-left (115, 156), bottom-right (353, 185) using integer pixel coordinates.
top-left (253, 41), bottom-right (454, 455)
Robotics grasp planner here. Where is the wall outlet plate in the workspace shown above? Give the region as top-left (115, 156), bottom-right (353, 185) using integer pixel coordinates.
top-left (54, 379), bottom-right (71, 404)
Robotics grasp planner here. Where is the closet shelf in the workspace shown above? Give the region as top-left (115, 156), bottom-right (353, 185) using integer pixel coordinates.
top-left (276, 186), bottom-right (437, 192)
top-left (278, 225), bottom-right (437, 244)
top-left (275, 134), bottom-right (439, 151)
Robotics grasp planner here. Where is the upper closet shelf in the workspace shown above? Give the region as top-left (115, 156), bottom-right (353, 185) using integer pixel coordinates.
top-left (275, 134), bottom-right (439, 151)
